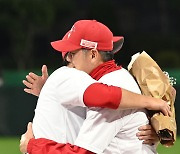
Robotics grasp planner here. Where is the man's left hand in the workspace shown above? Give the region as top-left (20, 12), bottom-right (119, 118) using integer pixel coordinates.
top-left (20, 122), bottom-right (34, 153)
top-left (136, 124), bottom-right (159, 145)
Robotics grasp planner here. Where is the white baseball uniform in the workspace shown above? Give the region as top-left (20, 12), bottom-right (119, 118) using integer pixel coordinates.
top-left (74, 68), bottom-right (157, 154)
top-left (32, 66), bottom-right (156, 154)
top-left (32, 66), bottom-right (96, 144)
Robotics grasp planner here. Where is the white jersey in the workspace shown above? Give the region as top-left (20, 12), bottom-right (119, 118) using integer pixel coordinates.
top-left (32, 66), bottom-right (96, 144)
top-left (75, 68), bottom-right (157, 154)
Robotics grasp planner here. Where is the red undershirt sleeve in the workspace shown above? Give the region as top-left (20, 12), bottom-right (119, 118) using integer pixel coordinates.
top-left (27, 138), bottom-right (95, 154)
top-left (83, 83), bottom-right (122, 109)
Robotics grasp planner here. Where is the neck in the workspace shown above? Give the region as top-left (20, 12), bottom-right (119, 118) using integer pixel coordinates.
top-left (89, 60), bottom-right (122, 80)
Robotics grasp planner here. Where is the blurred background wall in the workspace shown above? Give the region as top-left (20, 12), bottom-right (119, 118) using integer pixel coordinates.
top-left (0, 0), bottom-right (179, 136)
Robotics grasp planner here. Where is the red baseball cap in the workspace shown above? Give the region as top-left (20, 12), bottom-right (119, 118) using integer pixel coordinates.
top-left (51, 20), bottom-right (124, 57)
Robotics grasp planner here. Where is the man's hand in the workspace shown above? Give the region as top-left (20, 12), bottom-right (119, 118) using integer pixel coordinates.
top-left (146, 97), bottom-right (171, 117)
top-left (136, 124), bottom-right (159, 146)
top-left (23, 65), bottom-right (49, 96)
top-left (120, 89), bottom-right (171, 116)
top-left (20, 122), bottom-right (34, 153)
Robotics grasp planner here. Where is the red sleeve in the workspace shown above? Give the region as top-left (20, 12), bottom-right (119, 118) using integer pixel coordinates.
top-left (27, 138), bottom-right (95, 154)
top-left (83, 83), bottom-right (122, 109)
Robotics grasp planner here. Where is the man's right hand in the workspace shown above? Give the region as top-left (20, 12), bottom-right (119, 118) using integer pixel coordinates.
top-left (20, 122), bottom-right (34, 153)
top-left (120, 89), bottom-right (171, 117)
top-left (146, 96), bottom-right (171, 117)
top-left (23, 65), bottom-right (49, 96)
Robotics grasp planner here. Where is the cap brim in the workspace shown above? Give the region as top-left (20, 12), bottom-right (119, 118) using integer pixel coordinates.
top-left (112, 36), bottom-right (124, 54)
top-left (51, 35), bottom-right (124, 54)
top-left (51, 40), bottom-right (81, 52)
top-left (51, 30), bottom-right (82, 53)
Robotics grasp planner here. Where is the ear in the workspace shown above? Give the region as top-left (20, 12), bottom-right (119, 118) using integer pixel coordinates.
top-left (90, 49), bottom-right (98, 59)
top-left (65, 54), bottom-right (71, 63)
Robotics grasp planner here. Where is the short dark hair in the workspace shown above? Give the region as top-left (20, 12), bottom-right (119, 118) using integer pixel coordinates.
top-left (82, 49), bottom-right (114, 62)
top-left (99, 51), bottom-right (114, 62)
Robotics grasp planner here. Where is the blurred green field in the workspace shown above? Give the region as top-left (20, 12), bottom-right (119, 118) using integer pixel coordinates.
top-left (0, 136), bottom-right (180, 154)
top-left (157, 137), bottom-right (180, 154)
top-left (0, 137), bottom-right (20, 154)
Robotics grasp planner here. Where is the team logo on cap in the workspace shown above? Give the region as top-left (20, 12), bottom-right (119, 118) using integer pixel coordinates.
top-left (67, 25), bottom-right (75, 39)
top-left (80, 39), bottom-right (98, 49)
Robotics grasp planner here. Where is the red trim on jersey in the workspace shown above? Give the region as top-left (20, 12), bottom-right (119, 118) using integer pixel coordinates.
top-left (83, 83), bottom-right (122, 109)
top-left (28, 138), bottom-right (95, 154)
top-left (27, 60), bottom-right (122, 153)
top-left (85, 60), bottom-right (122, 109)
top-left (90, 60), bottom-right (121, 80)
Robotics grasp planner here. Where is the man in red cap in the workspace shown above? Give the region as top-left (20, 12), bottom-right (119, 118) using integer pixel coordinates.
top-left (20, 20), bottom-right (169, 154)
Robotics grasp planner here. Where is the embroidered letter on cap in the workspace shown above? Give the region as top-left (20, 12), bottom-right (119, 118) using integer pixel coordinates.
top-left (80, 39), bottom-right (98, 49)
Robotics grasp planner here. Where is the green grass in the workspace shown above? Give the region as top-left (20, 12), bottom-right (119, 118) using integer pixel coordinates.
top-left (0, 137), bottom-right (20, 154)
top-left (0, 136), bottom-right (180, 154)
top-left (157, 137), bottom-right (180, 154)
